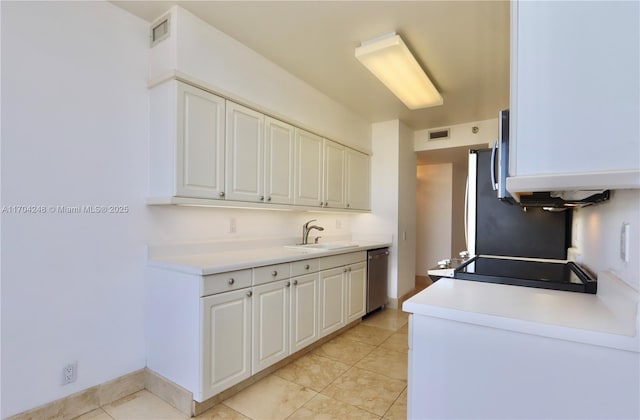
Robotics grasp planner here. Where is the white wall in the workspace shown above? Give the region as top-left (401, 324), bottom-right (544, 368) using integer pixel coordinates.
top-left (1, 3), bottom-right (149, 417)
top-left (352, 120), bottom-right (417, 301)
top-left (414, 118), bottom-right (498, 152)
top-left (397, 122), bottom-right (416, 298)
top-left (572, 190), bottom-right (640, 291)
top-left (353, 121), bottom-right (400, 300)
top-left (151, 6), bottom-right (371, 153)
top-left (415, 164), bottom-right (453, 276)
top-left (0, 2), bottom-right (358, 417)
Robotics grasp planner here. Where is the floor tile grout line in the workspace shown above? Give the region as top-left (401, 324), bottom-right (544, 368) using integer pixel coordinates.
top-left (380, 384), bottom-right (408, 419)
top-left (212, 309), bottom-right (406, 420)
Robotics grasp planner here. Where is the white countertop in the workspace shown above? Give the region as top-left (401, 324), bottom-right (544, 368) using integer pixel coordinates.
top-left (148, 240), bottom-right (390, 275)
top-left (403, 272), bottom-right (640, 352)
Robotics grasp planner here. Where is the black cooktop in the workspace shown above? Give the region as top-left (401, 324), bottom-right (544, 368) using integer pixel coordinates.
top-left (454, 256), bottom-right (597, 294)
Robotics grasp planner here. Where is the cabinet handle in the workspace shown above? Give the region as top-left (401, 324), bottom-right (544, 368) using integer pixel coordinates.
top-left (343, 268), bottom-right (348, 273)
top-left (348, 267), bottom-right (352, 272)
top-left (346, 203), bottom-right (350, 208)
top-left (219, 192), bottom-right (225, 198)
top-left (324, 202), bottom-right (328, 207)
top-left (305, 264), bottom-right (310, 270)
top-left (228, 278), bottom-right (235, 285)
top-left (267, 196), bottom-right (272, 202)
top-left (246, 290), bottom-right (252, 297)
top-left (293, 279), bottom-right (298, 285)
top-left (319, 202), bottom-right (323, 207)
top-left (272, 270), bottom-right (278, 276)
top-left (259, 196), bottom-right (264, 201)
top-left (286, 281), bottom-right (291, 287)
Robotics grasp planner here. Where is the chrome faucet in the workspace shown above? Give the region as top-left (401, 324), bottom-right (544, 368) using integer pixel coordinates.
top-left (301, 219), bottom-right (324, 245)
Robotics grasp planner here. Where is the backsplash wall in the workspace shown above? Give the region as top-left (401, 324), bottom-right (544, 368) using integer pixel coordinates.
top-left (572, 189), bottom-right (640, 291)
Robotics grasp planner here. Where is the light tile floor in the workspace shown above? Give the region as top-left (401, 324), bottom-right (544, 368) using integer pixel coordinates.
top-left (73, 308), bottom-right (409, 420)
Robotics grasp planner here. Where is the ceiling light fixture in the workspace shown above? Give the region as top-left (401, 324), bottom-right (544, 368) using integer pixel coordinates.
top-left (355, 32), bottom-right (443, 110)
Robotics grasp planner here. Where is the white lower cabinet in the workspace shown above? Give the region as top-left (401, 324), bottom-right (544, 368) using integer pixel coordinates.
top-left (290, 273), bottom-right (319, 353)
top-left (148, 250), bottom-right (368, 403)
top-left (318, 267), bottom-right (347, 337)
top-left (345, 262), bottom-right (367, 323)
top-left (251, 279), bottom-right (290, 374)
top-left (201, 287), bottom-right (252, 399)
top-left (319, 259), bottom-right (368, 337)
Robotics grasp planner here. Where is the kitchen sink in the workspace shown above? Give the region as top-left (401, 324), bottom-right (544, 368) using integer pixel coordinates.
top-left (284, 243), bottom-right (360, 252)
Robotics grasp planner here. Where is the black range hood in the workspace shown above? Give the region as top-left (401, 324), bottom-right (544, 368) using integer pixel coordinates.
top-left (517, 190), bottom-right (610, 208)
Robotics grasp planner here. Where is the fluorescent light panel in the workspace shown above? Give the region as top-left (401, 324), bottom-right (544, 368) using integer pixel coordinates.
top-left (355, 33), bottom-right (443, 110)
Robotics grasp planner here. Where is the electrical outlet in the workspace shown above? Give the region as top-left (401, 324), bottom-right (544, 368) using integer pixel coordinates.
top-left (62, 362), bottom-right (77, 385)
top-left (229, 218), bottom-right (237, 233)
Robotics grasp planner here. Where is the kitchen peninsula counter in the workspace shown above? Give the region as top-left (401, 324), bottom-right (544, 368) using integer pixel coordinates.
top-left (403, 272), bottom-right (640, 352)
top-left (402, 272), bottom-right (640, 419)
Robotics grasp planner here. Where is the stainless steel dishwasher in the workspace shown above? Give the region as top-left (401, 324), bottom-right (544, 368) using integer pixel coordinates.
top-left (366, 248), bottom-right (389, 313)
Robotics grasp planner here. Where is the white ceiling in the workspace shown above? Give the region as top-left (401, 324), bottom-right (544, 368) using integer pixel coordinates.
top-left (113, 1), bottom-right (510, 131)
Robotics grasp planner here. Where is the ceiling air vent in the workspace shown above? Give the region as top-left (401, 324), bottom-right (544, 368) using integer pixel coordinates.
top-left (428, 128), bottom-right (450, 141)
top-left (150, 15), bottom-right (171, 47)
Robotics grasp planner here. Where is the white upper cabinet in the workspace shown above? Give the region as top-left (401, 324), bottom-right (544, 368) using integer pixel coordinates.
top-left (149, 80), bottom-right (225, 200)
top-left (346, 149), bottom-right (370, 210)
top-left (264, 117), bottom-right (295, 205)
top-left (150, 80), bottom-right (371, 210)
top-left (508, 1), bottom-right (640, 193)
top-left (225, 102), bottom-right (264, 202)
top-left (323, 140), bottom-right (346, 209)
top-left (294, 129), bottom-right (324, 207)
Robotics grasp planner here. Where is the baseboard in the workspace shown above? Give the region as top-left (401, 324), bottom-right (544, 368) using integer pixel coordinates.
top-left (6, 319), bottom-right (363, 420)
top-left (144, 318), bottom-right (363, 417)
top-left (5, 369), bottom-right (145, 420)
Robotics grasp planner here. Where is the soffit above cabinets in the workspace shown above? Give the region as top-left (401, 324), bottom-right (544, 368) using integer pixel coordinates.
top-left (111, 1), bottom-right (510, 131)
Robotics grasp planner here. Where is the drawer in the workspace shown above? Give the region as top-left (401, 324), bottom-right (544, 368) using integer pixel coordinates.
top-left (201, 269), bottom-right (252, 297)
top-left (319, 251), bottom-right (367, 270)
top-left (291, 258), bottom-right (319, 277)
top-left (253, 263), bottom-right (291, 285)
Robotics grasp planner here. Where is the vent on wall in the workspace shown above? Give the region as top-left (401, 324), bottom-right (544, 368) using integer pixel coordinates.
top-left (150, 15), bottom-right (171, 47)
top-left (428, 128), bottom-right (450, 141)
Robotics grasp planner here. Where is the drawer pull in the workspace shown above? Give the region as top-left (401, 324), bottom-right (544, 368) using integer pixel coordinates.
top-left (228, 278), bottom-right (235, 285)
top-left (286, 281), bottom-right (291, 287)
top-left (246, 290), bottom-right (253, 297)
top-left (293, 279), bottom-right (298, 285)
top-left (343, 268), bottom-right (348, 273)
top-left (272, 270), bottom-right (278, 276)
top-left (348, 267), bottom-right (352, 272)
top-left (305, 264), bottom-right (310, 270)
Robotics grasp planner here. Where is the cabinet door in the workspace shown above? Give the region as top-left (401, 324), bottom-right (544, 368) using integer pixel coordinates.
top-left (176, 81), bottom-right (225, 199)
top-left (225, 101), bottom-right (264, 202)
top-left (512, 1), bottom-right (639, 178)
top-left (252, 280), bottom-right (290, 374)
top-left (290, 273), bottom-right (319, 353)
top-left (264, 117), bottom-right (295, 205)
top-left (323, 139), bottom-right (345, 208)
top-left (294, 129), bottom-right (324, 207)
top-left (345, 262), bottom-right (367, 323)
top-left (318, 267), bottom-right (346, 337)
top-left (345, 149), bottom-right (370, 210)
top-left (201, 288), bottom-right (251, 400)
